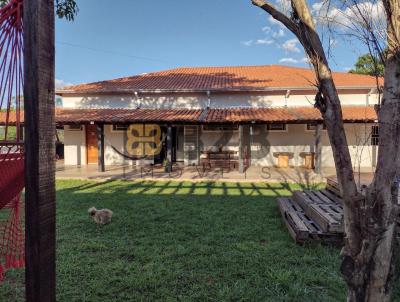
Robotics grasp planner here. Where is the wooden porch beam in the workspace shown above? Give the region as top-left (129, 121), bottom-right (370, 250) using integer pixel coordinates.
top-left (239, 125), bottom-right (244, 173)
top-left (97, 123), bottom-right (105, 172)
top-left (24, 1), bottom-right (56, 301)
top-left (314, 123), bottom-right (323, 174)
top-left (167, 125), bottom-right (173, 172)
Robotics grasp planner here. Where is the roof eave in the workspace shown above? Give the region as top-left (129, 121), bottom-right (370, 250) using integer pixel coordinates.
top-left (56, 86), bottom-right (379, 96)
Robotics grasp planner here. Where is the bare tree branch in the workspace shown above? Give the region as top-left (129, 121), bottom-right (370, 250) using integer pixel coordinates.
top-left (251, 0), bottom-right (298, 34)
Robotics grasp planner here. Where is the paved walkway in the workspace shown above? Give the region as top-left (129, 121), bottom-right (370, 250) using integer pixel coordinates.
top-left (55, 162), bottom-right (361, 184)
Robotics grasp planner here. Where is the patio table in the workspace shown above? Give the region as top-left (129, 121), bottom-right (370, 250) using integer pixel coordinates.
top-left (200, 150), bottom-right (238, 172)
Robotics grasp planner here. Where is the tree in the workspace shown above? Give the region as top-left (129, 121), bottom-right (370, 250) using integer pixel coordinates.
top-left (349, 53), bottom-right (385, 77)
top-left (251, 0), bottom-right (400, 301)
top-left (0, 0), bottom-right (78, 20)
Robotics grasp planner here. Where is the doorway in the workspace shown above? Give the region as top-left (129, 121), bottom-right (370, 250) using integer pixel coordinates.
top-left (86, 124), bottom-right (98, 164)
top-left (154, 126), bottom-right (184, 164)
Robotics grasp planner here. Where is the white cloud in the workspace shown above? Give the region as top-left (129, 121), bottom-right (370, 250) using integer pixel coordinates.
top-left (262, 26), bottom-right (271, 33)
top-left (275, 0), bottom-right (292, 14)
top-left (55, 79), bottom-right (72, 89)
top-left (300, 57), bottom-right (310, 64)
top-left (282, 38), bottom-right (301, 53)
top-left (240, 40), bottom-right (254, 46)
top-left (272, 29), bottom-right (285, 38)
top-left (313, 0), bottom-right (385, 29)
top-left (312, 1), bottom-right (324, 12)
top-left (279, 57), bottom-right (299, 64)
top-left (329, 38), bottom-right (338, 47)
top-left (279, 57), bottom-right (309, 64)
top-left (256, 38), bottom-right (274, 45)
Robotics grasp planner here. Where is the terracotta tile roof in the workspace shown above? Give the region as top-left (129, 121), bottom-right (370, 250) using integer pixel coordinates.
top-left (59, 65), bottom-right (383, 94)
top-left (204, 106), bottom-right (377, 123)
top-left (55, 108), bottom-right (203, 124)
top-left (52, 106), bottom-right (377, 124)
top-left (0, 111), bottom-right (23, 125)
top-left (0, 106), bottom-right (378, 125)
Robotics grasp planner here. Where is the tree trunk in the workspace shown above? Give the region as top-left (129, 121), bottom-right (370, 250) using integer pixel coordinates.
top-left (341, 37), bottom-right (400, 302)
top-left (24, 0), bottom-right (56, 301)
top-left (251, 0), bottom-right (400, 300)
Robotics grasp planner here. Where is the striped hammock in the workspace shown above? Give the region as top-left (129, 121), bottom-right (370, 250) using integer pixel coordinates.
top-left (0, 0), bottom-right (24, 281)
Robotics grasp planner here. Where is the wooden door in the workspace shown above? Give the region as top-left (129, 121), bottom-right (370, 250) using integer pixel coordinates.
top-left (86, 124), bottom-right (98, 164)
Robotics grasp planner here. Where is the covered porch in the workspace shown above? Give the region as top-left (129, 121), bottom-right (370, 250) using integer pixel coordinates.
top-left (56, 106), bottom-right (378, 175)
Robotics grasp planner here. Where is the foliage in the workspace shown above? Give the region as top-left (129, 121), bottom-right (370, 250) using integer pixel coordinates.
top-left (2, 179), bottom-right (399, 301)
top-left (0, 0), bottom-right (78, 21)
top-left (55, 0), bottom-right (78, 21)
top-left (0, 125), bottom-right (16, 140)
top-left (348, 53), bottom-right (385, 77)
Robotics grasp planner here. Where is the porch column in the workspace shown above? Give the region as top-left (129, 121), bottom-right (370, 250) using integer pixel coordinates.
top-left (239, 124), bottom-right (244, 173)
top-left (167, 125), bottom-right (173, 172)
top-left (314, 123), bottom-right (323, 174)
top-left (24, 0), bottom-right (56, 301)
top-left (97, 123), bottom-right (105, 172)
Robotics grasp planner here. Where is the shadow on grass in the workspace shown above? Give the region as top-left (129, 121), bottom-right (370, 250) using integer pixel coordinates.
top-left (56, 179), bottom-right (304, 201)
top-left (1, 179), bottom-right (347, 302)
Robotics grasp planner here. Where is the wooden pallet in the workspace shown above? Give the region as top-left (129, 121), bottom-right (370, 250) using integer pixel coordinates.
top-left (320, 188), bottom-right (343, 205)
top-left (326, 177), bottom-right (342, 197)
top-left (292, 190), bottom-right (343, 233)
top-left (277, 197), bottom-right (323, 243)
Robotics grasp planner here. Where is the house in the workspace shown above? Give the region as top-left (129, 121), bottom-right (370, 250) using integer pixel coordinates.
top-left (55, 65), bottom-right (381, 173)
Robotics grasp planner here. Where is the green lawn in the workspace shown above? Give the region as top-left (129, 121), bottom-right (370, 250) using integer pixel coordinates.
top-left (0, 180), bottom-right (398, 301)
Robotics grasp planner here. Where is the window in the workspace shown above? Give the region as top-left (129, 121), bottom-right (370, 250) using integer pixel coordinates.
top-left (306, 123), bottom-right (326, 131)
top-left (202, 125), bottom-right (239, 132)
top-left (267, 123), bottom-right (287, 131)
top-left (371, 125), bottom-right (379, 146)
top-left (112, 124), bottom-right (129, 132)
top-left (68, 124), bottom-right (82, 131)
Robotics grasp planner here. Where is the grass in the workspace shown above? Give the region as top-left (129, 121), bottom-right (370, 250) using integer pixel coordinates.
top-left (0, 180), bottom-right (398, 301)
top-left (0, 125), bottom-right (16, 140)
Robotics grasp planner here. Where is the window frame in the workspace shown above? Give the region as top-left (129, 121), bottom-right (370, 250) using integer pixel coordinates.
top-left (371, 125), bottom-right (379, 146)
top-left (68, 124), bottom-right (83, 131)
top-left (111, 124), bottom-right (129, 132)
top-left (266, 123), bottom-right (288, 132)
top-left (202, 124), bottom-right (239, 132)
top-left (305, 123), bottom-right (327, 132)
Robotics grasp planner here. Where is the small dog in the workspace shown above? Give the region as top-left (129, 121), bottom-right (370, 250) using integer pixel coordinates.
top-left (88, 207), bottom-right (113, 225)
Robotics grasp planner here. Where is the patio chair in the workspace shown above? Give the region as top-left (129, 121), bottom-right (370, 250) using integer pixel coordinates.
top-left (168, 164), bottom-right (183, 178)
top-left (135, 159), bottom-right (154, 178)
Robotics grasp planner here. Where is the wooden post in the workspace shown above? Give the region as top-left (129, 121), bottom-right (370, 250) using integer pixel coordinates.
top-left (239, 125), bottom-right (244, 173)
top-left (314, 123), bottom-right (323, 174)
top-left (97, 123), bottom-right (105, 172)
top-left (24, 1), bottom-right (56, 302)
top-left (167, 125), bottom-right (172, 172)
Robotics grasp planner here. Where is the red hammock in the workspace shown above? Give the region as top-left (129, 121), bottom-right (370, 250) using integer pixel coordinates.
top-left (0, 0), bottom-right (24, 281)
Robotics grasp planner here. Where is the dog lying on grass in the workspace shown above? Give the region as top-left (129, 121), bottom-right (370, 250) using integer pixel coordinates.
top-left (88, 207), bottom-right (113, 225)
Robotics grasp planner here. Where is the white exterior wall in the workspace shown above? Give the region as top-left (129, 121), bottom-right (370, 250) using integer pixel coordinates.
top-left (62, 94), bottom-right (208, 109)
top-left (197, 123), bottom-right (377, 168)
top-left (63, 123), bottom-right (377, 169)
top-left (61, 90), bottom-right (380, 110)
top-left (61, 89), bottom-right (379, 168)
top-left (64, 125), bottom-right (86, 165)
top-left (104, 125), bottom-right (126, 166)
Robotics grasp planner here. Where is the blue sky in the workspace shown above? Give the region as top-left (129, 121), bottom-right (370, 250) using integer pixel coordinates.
top-left (55, 0), bottom-right (369, 87)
